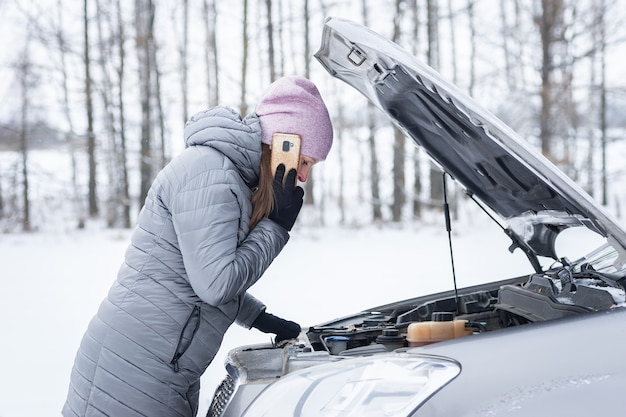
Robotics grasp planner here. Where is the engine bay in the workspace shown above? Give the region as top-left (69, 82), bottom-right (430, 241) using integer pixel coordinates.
top-left (306, 267), bottom-right (626, 355)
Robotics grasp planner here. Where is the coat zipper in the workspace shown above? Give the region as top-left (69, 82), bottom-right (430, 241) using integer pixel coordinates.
top-left (170, 304), bottom-right (201, 372)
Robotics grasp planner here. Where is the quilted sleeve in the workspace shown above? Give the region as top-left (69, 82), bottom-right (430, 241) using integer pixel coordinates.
top-left (235, 292), bottom-right (266, 328)
top-left (171, 171), bottom-right (289, 307)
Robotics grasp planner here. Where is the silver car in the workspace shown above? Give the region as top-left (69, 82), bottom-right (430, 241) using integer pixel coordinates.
top-left (207, 17), bottom-right (626, 417)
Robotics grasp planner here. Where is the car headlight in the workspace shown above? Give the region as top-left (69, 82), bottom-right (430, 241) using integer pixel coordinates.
top-left (241, 353), bottom-right (460, 417)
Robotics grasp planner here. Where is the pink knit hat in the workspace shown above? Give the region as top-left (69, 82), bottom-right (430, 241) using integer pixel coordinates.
top-left (256, 76), bottom-right (333, 161)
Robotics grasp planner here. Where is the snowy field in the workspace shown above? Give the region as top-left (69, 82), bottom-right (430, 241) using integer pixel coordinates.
top-left (0, 210), bottom-right (607, 417)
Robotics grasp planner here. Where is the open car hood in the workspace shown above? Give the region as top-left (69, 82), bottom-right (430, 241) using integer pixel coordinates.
top-left (315, 17), bottom-right (626, 270)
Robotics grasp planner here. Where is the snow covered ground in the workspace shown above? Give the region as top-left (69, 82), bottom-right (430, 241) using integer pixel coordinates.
top-left (0, 211), bottom-right (607, 416)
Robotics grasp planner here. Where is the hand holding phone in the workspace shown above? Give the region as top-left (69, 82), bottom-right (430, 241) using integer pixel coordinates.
top-left (268, 164), bottom-right (304, 231)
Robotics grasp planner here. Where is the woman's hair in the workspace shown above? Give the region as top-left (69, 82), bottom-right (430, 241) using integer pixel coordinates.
top-left (250, 144), bottom-right (274, 229)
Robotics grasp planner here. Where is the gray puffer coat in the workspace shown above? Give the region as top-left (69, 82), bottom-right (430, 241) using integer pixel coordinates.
top-left (63, 107), bottom-right (290, 417)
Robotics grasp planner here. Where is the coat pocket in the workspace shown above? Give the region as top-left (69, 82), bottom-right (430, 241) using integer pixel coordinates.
top-left (170, 304), bottom-right (201, 372)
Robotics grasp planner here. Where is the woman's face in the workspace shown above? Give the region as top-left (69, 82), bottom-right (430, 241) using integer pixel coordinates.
top-left (297, 155), bottom-right (318, 183)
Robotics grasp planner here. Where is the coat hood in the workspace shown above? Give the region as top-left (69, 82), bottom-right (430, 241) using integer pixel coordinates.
top-left (184, 106), bottom-right (263, 187)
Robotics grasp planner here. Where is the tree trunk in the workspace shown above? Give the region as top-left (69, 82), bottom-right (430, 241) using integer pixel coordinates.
top-left (368, 111), bottom-right (383, 222)
top-left (598, 0), bottom-right (608, 205)
top-left (136, 0), bottom-right (155, 207)
top-left (210, 0), bottom-right (219, 105)
top-left (85, 0), bottom-right (98, 217)
top-left (203, 0), bottom-right (219, 106)
top-left (499, 0), bottom-right (514, 90)
top-left (302, 0), bottom-right (318, 207)
top-left (514, 1), bottom-right (526, 88)
top-left (0, 172), bottom-right (4, 221)
top-left (277, 0), bottom-right (285, 77)
top-left (408, 0), bottom-right (422, 220)
top-left (392, 127), bottom-right (405, 222)
top-left (265, 0), bottom-right (276, 82)
top-left (18, 39), bottom-right (32, 232)
top-left (538, 0), bottom-right (564, 162)
top-left (362, 0), bottom-right (383, 222)
top-left (467, 0), bottom-right (476, 96)
top-left (180, 0), bottom-right (189, 125)
top-left (302, 0), bottom-right (316, 206)
top-left (239, 0), bottom-right (249, 116)
top-left (426, 0), bottom-right (440, 69)
top-left (95, 0), bottom-right (120, 228)
top-left (56, 0), bottom-right (85, 228)
top-left (391, 0), bottom-right (405, 222)
top-left (20, 112), bottom-right (31, 232)
top-left (427, 0), bottom-right (444, 204)
top-left (116, 0), bottom-right (131, 227)
top-left (448, 0), bottom-right (458, 84)
top-left (303, 0), bottom-right (310, 77)
top-left (335, 98), bottom-right (346, 225)
top-left (150, 35), bottom-right (167, 168)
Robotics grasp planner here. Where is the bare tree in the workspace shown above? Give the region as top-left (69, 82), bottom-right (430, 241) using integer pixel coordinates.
top-left (334, 96), bottom-right (346, 225)
top-left (361, 0), bottom-right (383, 222)
top-left (496, 0), bottom-right (529, 115)
top-left (466, 0), bottom-right (476, 96)
top-left (426, 0), bottom-right (440, 69)
top-left (408, 0), bottom-right (422, 220)
top-left (500, 0), bottom-right (515, 90)
top-left (303, 0), bottom-right (316, 206)
top-left (303, 0), bottom-right (310, 77)
top-left (135, 0), bottom-right (155, 206)
top-left (536, 0), bottom-right (565, 162)
top-left (277, 0), bottom-right (286, 77)
top-left (391, 0), bottom-right (406, 222)
top-left (150, 29), bottom-right (168, 169)
top-left (115, 0), bottom-right (131, 227)
top-left (93, 0), bottom-right (132, 228)
top-left (584, 69), bottom-right (597, 197)
top-left (179, 0), bottom-right (189, 125)
top-left (239, 0), bottom-right (249, 115)
top-left (534, 0), bottom-right (594, 172)
top-left (427, 0), bottom-right (444, 204)
top-left (0, 171), bottom-right (4, 221)
top-left (54, 0), bottom-right (86, 228)
top-left (95, 0), bottom-right (121, 227)
top-left (203, 0), bottom-right (219, 107)
top-left (85, 0), bottom-right (98, 217)
top-left (598, 0), bottom-right (609, 205)
top-left (510, 1), bottom-right (527, 90)
top-left (16, 34), bottom-right (36, 232)
top-left (265, 0), bottom-right (277, 82)
top-left (447, 0), bottom-right (458, 84)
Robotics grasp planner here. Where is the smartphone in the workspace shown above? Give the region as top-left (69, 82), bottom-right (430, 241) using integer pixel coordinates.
top-left (270, 133), bottom-right (301, 187)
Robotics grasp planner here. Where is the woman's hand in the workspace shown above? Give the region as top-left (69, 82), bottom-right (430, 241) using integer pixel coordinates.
top-left (252, 311), bottom-right (301, 343)
top-left (268, 164), bottom-right (304, 231)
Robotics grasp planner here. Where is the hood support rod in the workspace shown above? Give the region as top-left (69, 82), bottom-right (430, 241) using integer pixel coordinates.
top-left (443, 173), bottom-right (460, 314)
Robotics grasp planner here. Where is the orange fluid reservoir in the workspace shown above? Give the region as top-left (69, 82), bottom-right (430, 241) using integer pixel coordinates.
top-left (407, 312), bottom-right (471, 346)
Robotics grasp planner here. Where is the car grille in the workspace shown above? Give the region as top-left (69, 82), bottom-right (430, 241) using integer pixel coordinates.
top-left (207, 375), bottom-right (235, 417)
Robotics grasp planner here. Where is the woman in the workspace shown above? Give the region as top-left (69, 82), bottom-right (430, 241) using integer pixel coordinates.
top-left (62, 76), bottom-right (333, 417)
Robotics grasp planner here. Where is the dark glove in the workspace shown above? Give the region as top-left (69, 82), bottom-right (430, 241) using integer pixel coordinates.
top-left (268, 164), bottom-right (304, 231)
top-left (252, 311), bottom-right (301, 343)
